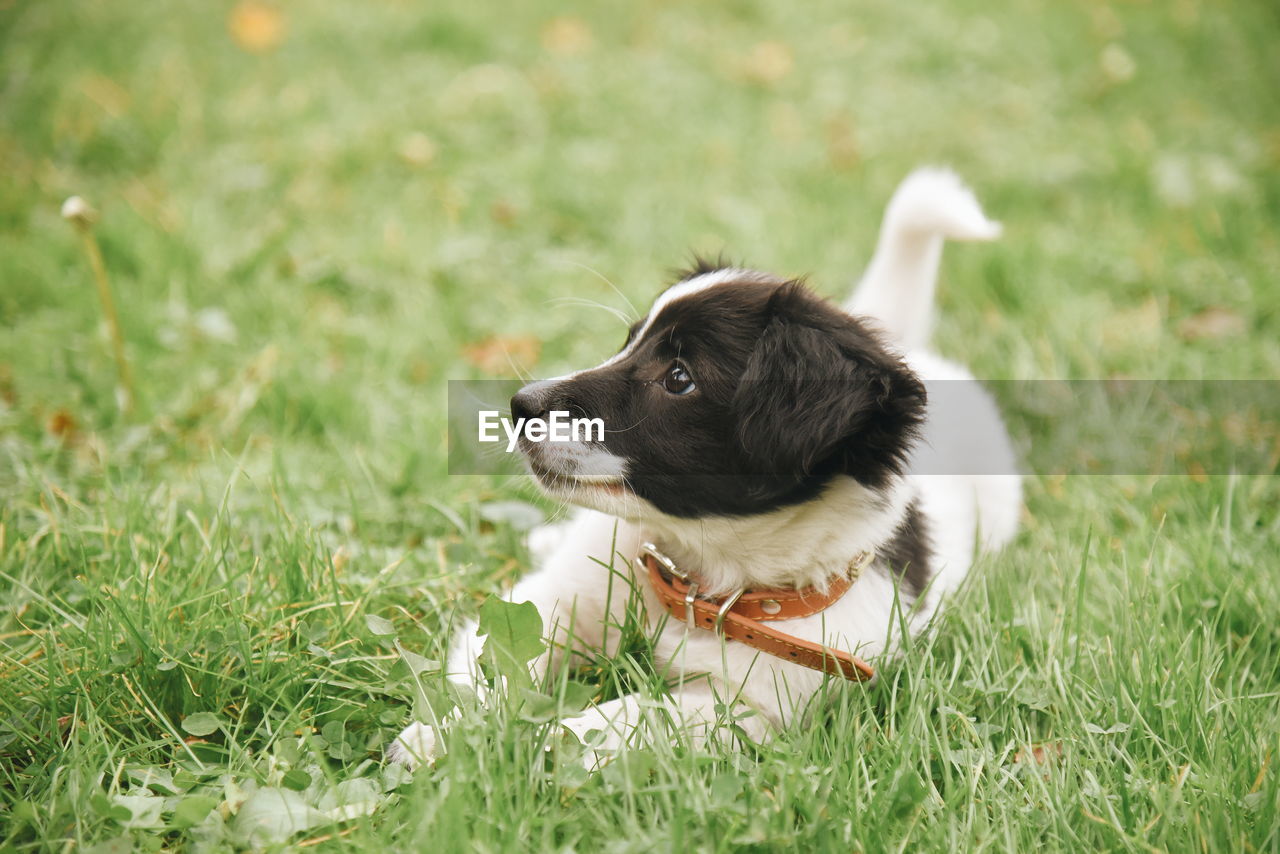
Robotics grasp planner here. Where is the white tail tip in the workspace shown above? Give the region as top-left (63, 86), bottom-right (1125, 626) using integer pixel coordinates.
top-left (883, 168), bottom-right (1002, 243)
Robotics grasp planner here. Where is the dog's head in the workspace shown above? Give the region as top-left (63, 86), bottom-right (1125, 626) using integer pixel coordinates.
top-left (511, 266), bottom-right (926, 519)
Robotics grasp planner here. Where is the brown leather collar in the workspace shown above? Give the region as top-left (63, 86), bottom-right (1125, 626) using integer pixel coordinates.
top-left (639, 542), bottom-right (875, 682)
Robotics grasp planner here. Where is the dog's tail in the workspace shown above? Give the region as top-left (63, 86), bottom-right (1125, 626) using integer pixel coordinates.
top-left (845, 168), bottom-right (1000, 351)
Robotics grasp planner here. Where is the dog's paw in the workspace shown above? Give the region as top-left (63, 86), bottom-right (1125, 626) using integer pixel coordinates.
top-left (387, 721), bottom-right (439, 768)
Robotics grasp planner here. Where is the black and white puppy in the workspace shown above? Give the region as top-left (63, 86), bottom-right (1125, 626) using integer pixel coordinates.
top-left (392, 169), bottom-right (1021, 767)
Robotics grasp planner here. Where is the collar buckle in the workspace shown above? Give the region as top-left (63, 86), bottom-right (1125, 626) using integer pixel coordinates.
top-left (714, 588), bottom-right (745, 633)
top-left (637, 541), bottom-right (686, 581)
top-left (637, 542), bottom-right (699, 626)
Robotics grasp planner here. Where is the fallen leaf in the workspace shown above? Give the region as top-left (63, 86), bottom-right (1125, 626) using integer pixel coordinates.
top-left (398, 132), bottom-right (438, 167)
top-left (47, 409), bottom-right (76, 439)
top-left (407, 359), bottom-right (432, 384)
top-left (462, 335), bottom-right (540, 375)
top-left (79, 74), bottom-right (130, 118)
top-left (1152, 154), bottom-right (1196, 207)
top-left (767, 101), bottom-right (804, 144)
top-left (0, 363), bottom-right (15, 405)
top-left (1178, 306), bottom-right (1245, 341)
top-left (1100, 43), bottom-right (1136, 84)
top-left (1263, 129), bottom-right (1280, 169)
top-left (1014, 742), bottom-right (1064, 765)
top-left (541, 17), bottom-right (593, 55)
top-left (490, 199), bottom-right (518, 225)
top-left (1100, 295), bottom-right (1161, 350)
top-left (741, 42), bottom-right (793, 85)
top-left (1089, 6), bottom-right (1124, 40)
top-left (825, 113), bottom-right (860, 170)
top-left (229, 1), bottom-right (285, 53)
top-left (194, 307), bottom-right (237, 342)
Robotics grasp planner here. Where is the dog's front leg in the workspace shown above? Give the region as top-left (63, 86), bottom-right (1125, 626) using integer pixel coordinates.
top-left (389, 511), bottom-right (642, 767)
top-left (384, 631), bottom-right (485, 767)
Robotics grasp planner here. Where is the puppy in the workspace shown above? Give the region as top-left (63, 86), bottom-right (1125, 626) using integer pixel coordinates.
top-left (391, 169), bottom-right (1021, 768)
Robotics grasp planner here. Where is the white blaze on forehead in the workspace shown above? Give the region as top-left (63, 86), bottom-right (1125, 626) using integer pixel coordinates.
top-left (538, 268), bottom-right (774, 386)
top-left (599, 268), bottom-right (764, 368)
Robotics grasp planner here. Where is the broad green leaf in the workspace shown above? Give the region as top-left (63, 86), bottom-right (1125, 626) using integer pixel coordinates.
top-left (365, 614), bottom-right (395, 636)
top-left (559, 680), bottom-right (595, 713)
top-left (709, 772), bottom-right (742, 807)
top-left (112, 794), bottom-right (166, 829)
top-left (477, 597), bottom-right (544, 685)
top-left (1012, 684), bottom-right (1052, 711)
top-left (388, 645), bottom-right (440, 682)
top-left (317, 778), bottom-right (383, 822)
top-left (320, 721), bottom-right (345, 745)
top-left (519, 681), bottom-right (595, 723)
top-left (317, 777), bottom-right (380, 811)
top-left (518, 689), bottom-right (558, 723)
top-left (173, 770), bottom-right (201, 791)
top-left (273, 738), bottom-right (301, 765)
top-left (229, 787), bottom-right (325, 846)
top-left (556, 763), bottom-right (590, 790)
top-left (172, 795), bottom-right (220, 828)
top-left (127, 766), bottom-right (183, 795)
top-left (90, 793), bottom-right (131, 823)
top-left (381, 762), bottom-right (413, 792)
top-left (602, 749), bottom-right (657, 792)
top-left (181, 712), bottom-right (224, 737)
top-left (281, 769), bottom-right (312, 792)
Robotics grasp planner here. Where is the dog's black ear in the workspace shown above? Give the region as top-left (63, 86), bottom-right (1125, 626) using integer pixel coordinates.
top-left (731, 283), bottom-right (926, 488)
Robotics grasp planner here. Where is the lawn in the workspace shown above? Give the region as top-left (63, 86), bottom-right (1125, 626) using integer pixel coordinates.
top-left (2, 0), bottom-right (1278, 850)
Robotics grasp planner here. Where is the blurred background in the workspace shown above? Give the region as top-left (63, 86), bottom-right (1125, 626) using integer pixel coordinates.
top-left (3, 0), bottom-right (1278, 571)
top-left (3, 3), bottom-right (1277, 472)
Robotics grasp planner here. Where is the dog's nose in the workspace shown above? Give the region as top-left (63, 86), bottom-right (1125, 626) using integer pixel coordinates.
top-left (511, 380), bottom-right (558, 422)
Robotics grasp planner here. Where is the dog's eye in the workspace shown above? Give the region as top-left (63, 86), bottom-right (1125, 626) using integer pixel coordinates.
top-left (663, 362), bottom-right (696, 395)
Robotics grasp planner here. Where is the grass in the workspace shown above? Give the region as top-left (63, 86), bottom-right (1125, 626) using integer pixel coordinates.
top-left (2, 0), bottom-right (1278, 850)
